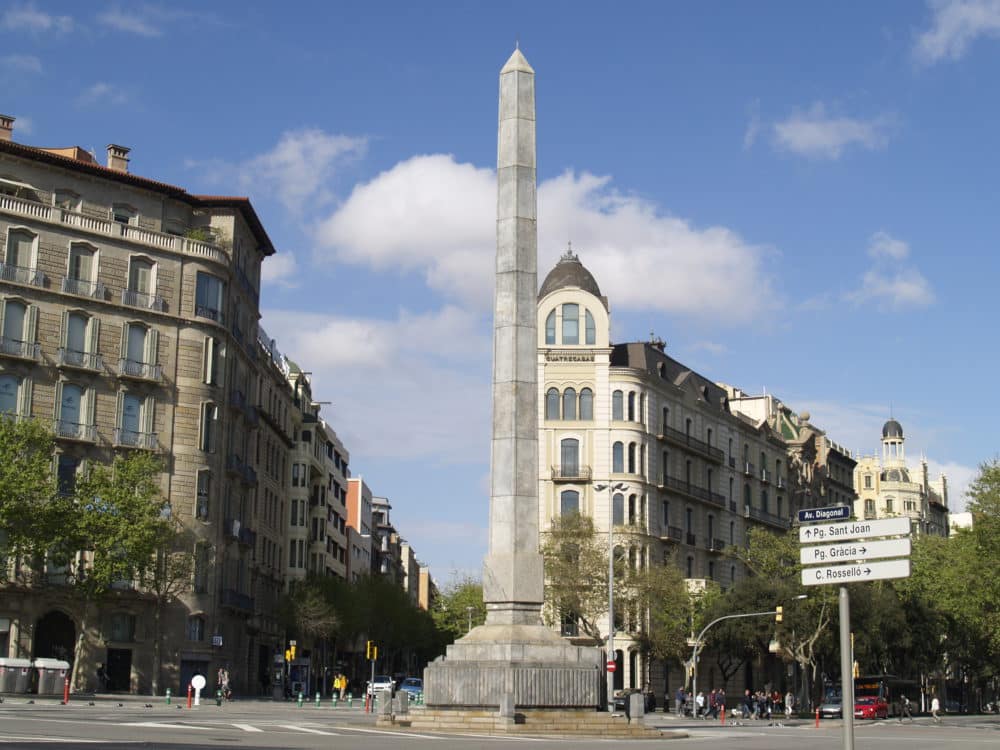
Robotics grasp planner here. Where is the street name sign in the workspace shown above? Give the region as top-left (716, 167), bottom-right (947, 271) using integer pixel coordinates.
top-left (799, 537), bottom-right (911, 565)
top-left (798, 516), bottom-right (910, 544)
top-left (802, 558), bottom-right (911, 586)
top-left (798, 505), bottom-right (851, 523)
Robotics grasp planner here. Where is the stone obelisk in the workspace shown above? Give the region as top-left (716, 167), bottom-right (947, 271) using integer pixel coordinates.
top-left (423, 48), bottom-right (600, 711)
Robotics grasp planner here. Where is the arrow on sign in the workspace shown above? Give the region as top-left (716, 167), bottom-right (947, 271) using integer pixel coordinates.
top-left (804, 529), bottom-right (812, 538)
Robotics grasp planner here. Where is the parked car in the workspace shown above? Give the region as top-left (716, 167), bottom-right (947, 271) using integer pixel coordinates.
top-left (398, 677), bottom-right (423, 698)
top-left (366, 674), bottom-right (395, 697)
top-left (819, 697), bottom-right (843, 719)
top-left (613, 689), bottom-right (656, 713)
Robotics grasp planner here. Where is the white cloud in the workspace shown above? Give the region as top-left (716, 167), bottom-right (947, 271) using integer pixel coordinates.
top-left (97, 8), bottom-right (161, 37)
top-left (1, 3), bottom-right (73, 33)
top-left (1, 54), bottom-right (42, 73)
top-left (773, 103), bottom-right (893, 160)
top-left (260, 251), bottom-right (299, 288)
top-left (846, 231), bottom-right (934, 309)
top-left (317, 154), bottom-right (780, 322)
top-left (76, 82), bottom-right (128, 107)
top-left (743, 99), bottom-right (762, 150)
top-left (926, 460), bottom-right (978, 512)
top-left (915, 0), bottom-right (1000, 64)
top-left (261, 305), bottom-right (490, 462)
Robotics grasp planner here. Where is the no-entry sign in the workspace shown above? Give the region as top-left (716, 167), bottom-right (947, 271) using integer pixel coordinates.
top-left (606, 661), bottom-right (616, 672)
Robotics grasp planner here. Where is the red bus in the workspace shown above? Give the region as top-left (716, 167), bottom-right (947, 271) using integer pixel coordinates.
top-left (853, 675), bottom-right (919, 719)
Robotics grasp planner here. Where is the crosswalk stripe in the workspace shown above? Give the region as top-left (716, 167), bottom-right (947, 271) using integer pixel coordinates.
top-left (232, 723), bottom-right (263, 732)
top-left (279, 724), bottom-right (340, 736)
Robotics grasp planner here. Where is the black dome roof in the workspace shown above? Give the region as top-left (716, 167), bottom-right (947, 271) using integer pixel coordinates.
top-left (882, 419), bottom-right (904, 439)
top-left (538, 248), bottom-right (605, 307)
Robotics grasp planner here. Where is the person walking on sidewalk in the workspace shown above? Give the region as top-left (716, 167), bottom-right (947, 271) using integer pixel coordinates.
top-left (899, 694), bottom-right (913, 722)
top-left (931, 695), bottom-right (941, 724)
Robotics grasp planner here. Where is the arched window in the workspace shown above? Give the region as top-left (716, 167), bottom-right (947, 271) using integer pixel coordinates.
top-left (627, 442), bottom-right (636, 473)
top-left (186, 615), bottom-right (205, 641)
top-left (612, 493), bottom-right (625, 526)
top-left (662, 499), bottom-right (670, 526)
top-left (627, 392), bottom-right (635, 421)
top-left (560, 438), bottom-right (579, 477)
top-left (638, 393), bottom-right (645, 424)
top-left (708, 561), bottom-right (715, 580)
top-left (545, 309), bottom-right (556, 345)
top-left (662, 450), bottom-right (669, 485)
top-left (707, 514), bottom-right (715, 541)
top-left (729, 477), bottom-right (734, 503)
top-left (685, 417), bottom-right (692, 436)
top-left (706, 468), bottom-right (713, 491)
top-left (561, 303), bottom-right (579, 345)
top-left (59, 383), bottom-right (83, 429)
top-left (639, 445), bottom-right (645, 476)
top-left (744, 483), bottom-right (752, 508)
top-left (662, 406), bottom-right (669, 431)
top-left (562, 387), bottom-right (577, 420)
top-left (612, 441), bottom-right (624, 473)
top-left (585, 309), bottom-right (595, 345)
top-left (560, 490), bottom-right (580, 516)
top-left (2, 299), bottom-right (27, 343)
top-left (545, 388), bottom-right (560, 419)
top-left (4, 228), bottom-right (35, 269)
top-left (579, 388), bottom-right (593, 420)
top-left (685, 507), bottom-right (693, 532)
top-left (612, 391), bottom-right (623, 421)
top-left (628, 495), bottom-right (636, 525)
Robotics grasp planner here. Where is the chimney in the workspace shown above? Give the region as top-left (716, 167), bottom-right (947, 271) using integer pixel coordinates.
top-left (0, 114), bottom-right (14, 142)
top-left (106, 144), bottom-right (130, 172)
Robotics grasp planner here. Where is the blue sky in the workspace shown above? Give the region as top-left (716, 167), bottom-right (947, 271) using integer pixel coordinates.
top-left (4, 1), bottom-right (997, 583)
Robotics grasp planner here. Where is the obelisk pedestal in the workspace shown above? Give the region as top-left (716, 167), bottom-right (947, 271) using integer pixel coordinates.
top-left (422, 48), bottom-right (601, 711)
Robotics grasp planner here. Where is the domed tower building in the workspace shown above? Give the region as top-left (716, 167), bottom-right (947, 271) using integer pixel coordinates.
top-left (537, 248), bottom-right (793, 705)
top-left (853, 419), bottom-right (949, 536)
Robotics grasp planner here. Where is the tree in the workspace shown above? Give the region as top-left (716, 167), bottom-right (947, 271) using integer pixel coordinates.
top-left (432, 575), bottom-right (485, 643)
top-left (540, 512), bottom-right (608, 642)
top-left (141, 526), bottom-right (194, 696)
top-left (626, 556), bottom-right (699, 667)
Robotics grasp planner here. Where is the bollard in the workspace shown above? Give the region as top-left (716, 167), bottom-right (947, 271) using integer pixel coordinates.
top-left (216, 689), bottom-right (222, 707)
top-left (62, 677), bottom-right (70, 705)
top-left (347, 693), bottom-right (353, 709)
top-left (187, 684), bottom-right (193, 709)
top-left (720, 706), bottom-right (725, 725)
top-left (315, 692), bottom-right (321, 707)
top-left (297, 691), bottom-right (303, 708)
top-left (815, 707), bottom-right (819, 728)
top-left (166, 688), bottom-right (171, 705)
top-left (331, 695), bottom-right (338, 708)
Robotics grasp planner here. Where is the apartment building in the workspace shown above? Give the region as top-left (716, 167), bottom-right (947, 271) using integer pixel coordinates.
top-left (345, 477), bottom-right (374, 581)
top-left (537, 248), bottom-right (793, 699)
top-left (0, 117), bottom-right (283, 694)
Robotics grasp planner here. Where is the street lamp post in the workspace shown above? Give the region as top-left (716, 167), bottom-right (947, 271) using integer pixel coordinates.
top-left (689, 595), bottom-right (806, 715)
top-left (594, 480), bottom-right (627, 712)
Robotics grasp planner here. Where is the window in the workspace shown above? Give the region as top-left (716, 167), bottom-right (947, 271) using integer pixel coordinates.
top-left (865, 498), bottom-right (875, 516)
top-left (560, 490), bottom-right (580, 516)
top-left (708, 514), bottom-right (715, 541)
top-left (203, 337), bottom-right (221, 385)
top-left (579, 388), bottom-right (593, 420)
top-left (110, 613), bottom-right (136, 642)
top-left (560, 438), bottom-right (579, 476)
top-left (200, 403), bottom-right (217, 452)
top-left (584, 309), bottom-right (595, 345)
top-left (112, 204), bottom-right (136, 225)
top-left (761, 489), bottom-right (768, 513)
top-left (685, 507), bottom-right (693, 533)
top-left (3, 228), bottom-right (36, 273)
top-left (121, 322), bottom-right (158, 379)
top-left (195, 271), bottom-right (225, 322)
top-left (612, 493), bottom-right (625, 526)
top-left (627, 392), bottom-right (635, 421)
top-left (561, 303), bottom-right (579, 345)
top-left (65, 243), bottom-right (100, 297)
top-left (686, 556), bottom-right (694, 578)
top-left (731, 565), bottom-right (737, 583)
top-left (57, 383), bottom-right (83, 430)
top-left (0, 374), bottom-right (21, 414)
top-left (627, 442), bottom-right (636, 473)
top-left (54, 189), bottom-right (80, 211)
top-left (729, 520), bottom-right (735, 545)
top-left (886, 498), bottom-right (894, 513)
top-left (57, 454), bottom-right (79, 496)
top-left (196, 470), bottom-right (210, 520)
top-left (545, 309), bottom-right (555, 345)
top-left (744, 483), bottom-right (751, 508)
top-left (612, 441), bottom-right (624, 473)
top-left (864, 474), bottom-right (872, 489)
top-left (59, 311), bottom-right (100, 369)
top-left (628, 494), bottom-right (636, 525)
top-left (186, 615), bottom-right (205, 642)
top-left (708, 561), bottom-right (715, 580)
top-left (545, 388), bottom-right (559, 419)
top-left (662, 499), bottom-right (669, 525)
top-left (612, 391), bottom-right (623, 421)
top-left (128, 257), bottom-right (152, 293)
top-left (562, 388), bottom-right (576, 420)
top-left (0, 298), bottom-right (38, 358)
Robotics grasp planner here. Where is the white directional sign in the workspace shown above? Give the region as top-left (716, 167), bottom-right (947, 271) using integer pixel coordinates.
top-left (798, 516), bottom-right (910, 544)
top-left (802, 558), bottom-right (911, 586)
top-left (800, 537), bottom-right (911, 565)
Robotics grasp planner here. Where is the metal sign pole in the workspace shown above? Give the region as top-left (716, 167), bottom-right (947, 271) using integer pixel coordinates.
top-left (839, 586), bottom-right (854, 750)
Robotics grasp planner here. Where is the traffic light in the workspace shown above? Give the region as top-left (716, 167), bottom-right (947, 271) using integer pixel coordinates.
top-left (775, 606), bottom-right (783, 623)
top-left (366, 640), bottom-right (377, 660)
top-left (284, 649), bottom-right (291, 662)
top-left (290, 644), bottom-right (296, 660)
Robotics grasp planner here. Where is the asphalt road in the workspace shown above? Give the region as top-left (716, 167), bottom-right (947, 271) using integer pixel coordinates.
top-left (0, 697), bottom-right (997, 749)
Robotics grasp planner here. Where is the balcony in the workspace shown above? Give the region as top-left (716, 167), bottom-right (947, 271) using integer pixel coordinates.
top-left (113, 428), bottom-right (157, 450)
top-left (551, 464), bottom-right (592, 482)
top-left (238, 525), bottom-right (257, 548)
top-left (728, 456), bottom-right (736, 469)
top-left (230, 389), bottom-right (259, 426)
top-left (659, 474), bottom-right (726, 508)
top-left (729, 500), bottom-right (737, 512)
top-left (709, 538), bottom-right (727, 552)
top-left (224, 517), bottom-right (241, 539)
top-left (0, 337), bottom-right (40, 361)
top-left (685, 532), bottom-right (697, 546)
top-left (118, 358), bottom-right (161, 382)
top-left (662, 525), bottom-right (683, 542)
top-left (743, 461), bottom-right (755, 477)
top-left (61, 277), bottom-right (105, 299)
top-left (121, 288), bottom-right (165, 312)
top-left (226, 454), bottom-right (246, 477)
top-left (220, 588), bottom-right (254, 613)
top-left (0, 261), bottom-right (45, 287)
top-left (656, 424), bottom-right (725, 463)
top-left (57, 347), bottom-right (102, 372)
top-left (52, 419), bottom-right (96, 442)
top-left (195, 304), bottom-right (224, 325)
top-left (744, 504), bottom-right (791, 530)
top-left (760, 468), bottom-right (769, 483)
top-left (776, 477), bottom-right (787, 490)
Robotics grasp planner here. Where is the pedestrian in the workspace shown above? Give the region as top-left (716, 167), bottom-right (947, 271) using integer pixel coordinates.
top-left (339, 673), bottom-right (348, 700)
top-left (695, 690), bottom-right (705, 718)
top-left (675, 686), bottom-right (685, 716)
top-left (717, 688), bottom-right (726, 718)
top-left (785, 690), bottom-right (795, 720)
top-left (96, 663), bottom-right (107, 692)
top-left (708, 689), bottom-right (717, 720)
top-left (899, 694), bottom-right (913, 722)
top-left (931, 695), bottom-right (940, 724)
top-left (743, 689), bottom-right (754, 719)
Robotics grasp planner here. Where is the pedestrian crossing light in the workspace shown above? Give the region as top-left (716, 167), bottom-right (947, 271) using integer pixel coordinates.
top-left (775, 606), bottom-right (783, 623)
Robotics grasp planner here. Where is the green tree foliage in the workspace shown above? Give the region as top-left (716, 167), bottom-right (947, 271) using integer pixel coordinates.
top-left (626, 555), bottom-right (699, 665)
top-left (0, 418), bottom-right (66, 574)
top-left (540, 512), bottom-right (608, 641)
top-left (431, 575), bottom-right (485, 643)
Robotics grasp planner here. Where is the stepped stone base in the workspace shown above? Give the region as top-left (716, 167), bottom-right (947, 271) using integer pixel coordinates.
top-left (379, 707), bottom-right (684, 739)
top-left (423, 624), bottom-right (601, 709)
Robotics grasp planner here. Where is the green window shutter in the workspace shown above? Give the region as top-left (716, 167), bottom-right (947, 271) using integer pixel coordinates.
top-left (86, 387), bottom-right (97, 427)
top-left (0, 298), bottom-right (6, 338)
top-left (53, 381), bottom-right (64, 421)
top-left (60, 310), bottom-right (70, 348)
top-left (146, 328), bottom-right (159, 366)
top-left (119, 323), bottom-right (128, 362)
top-left (87, 316), bottom-right (100, 355)
top-left (115, 390), bottom-right (124, 429)
top-left (26, 305), bottom-right (38, 344)
top-left (143, 396), bottom-right (155, 435)
top-left (19, 378), bottom-right (32, 417)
